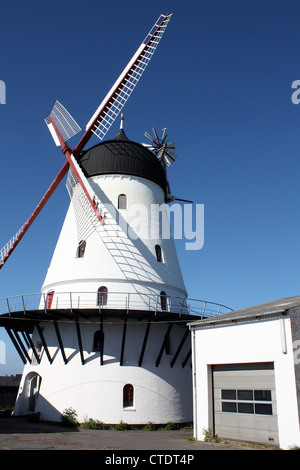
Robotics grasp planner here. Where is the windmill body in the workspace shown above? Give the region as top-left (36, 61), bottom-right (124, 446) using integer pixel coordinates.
top-left (13, 128), bottom-right (194, 424)
top-left (0, 14), bottom-right (231, 425)
top-left (41, 129), bottom-right (187, 311)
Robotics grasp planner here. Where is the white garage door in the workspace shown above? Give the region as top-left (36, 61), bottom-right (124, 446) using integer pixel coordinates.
top-left (213, 363), bottom-right (279, 446)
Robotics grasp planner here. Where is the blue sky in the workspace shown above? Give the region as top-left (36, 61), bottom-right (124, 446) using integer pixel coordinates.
top-left (1, 0), bottom-right (300, 373)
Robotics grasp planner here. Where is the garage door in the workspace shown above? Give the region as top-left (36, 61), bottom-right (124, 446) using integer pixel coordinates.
top-left (213, 363), bottom-right (279, 445)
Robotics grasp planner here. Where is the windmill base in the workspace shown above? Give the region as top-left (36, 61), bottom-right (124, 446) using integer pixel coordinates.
top-left (12, 314), bottom-right (193, 424)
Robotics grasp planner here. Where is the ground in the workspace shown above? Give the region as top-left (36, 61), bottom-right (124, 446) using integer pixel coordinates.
top-left (0, 416), bottom-right (263, 451)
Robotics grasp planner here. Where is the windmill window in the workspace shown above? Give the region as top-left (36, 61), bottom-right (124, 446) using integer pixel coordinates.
top-left (46, 291), bottom-right (54, 309)
top-left (160, 291), bottom-right (167, 311)
top-left (97, 286), bottom-right (108, 306)
top-left (118, 194), bottom-right (127, 210)
top-left (93, 330), bottom-right (104, 352)
top-left (123, 384), bottom-right (134, 408)
top-left (76, 240), bottom-right (86, 258)
top-left (155, 244), bottom-right (163, 262)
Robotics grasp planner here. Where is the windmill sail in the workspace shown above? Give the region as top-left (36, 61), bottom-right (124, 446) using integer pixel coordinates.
top-left (45, 101), bottom-right (81, 146)
top-left (81, 14), bottom-right (172, 147)
top-left (0, 13), bottom-right (172, 270)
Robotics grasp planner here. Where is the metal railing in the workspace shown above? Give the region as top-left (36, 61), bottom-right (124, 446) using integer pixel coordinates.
top-left (0, 292), bottom-right (233, 319)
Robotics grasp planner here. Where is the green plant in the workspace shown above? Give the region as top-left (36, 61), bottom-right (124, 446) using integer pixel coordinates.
top-left (143, 421), bottom-right (156, 431)
top-left (82, 418), bottom-right (106, 429)
top-left (164, 421), bottom-right (178, 430)
top-left (114, 420), bottom-right (130, 430)
top-left (61, 407), bottom-right (79, 427)
top-left (202, 427), bottom-right (220, 442)
top-left (203, 427), bottom-right (213, 441)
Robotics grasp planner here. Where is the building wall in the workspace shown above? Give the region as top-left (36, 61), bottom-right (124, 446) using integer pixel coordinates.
top-left (41, 174), bottom-right (187, 307)
top-left (14, 318), bottom-right (193, 424)
top-left (191, 316), bottom-right (300, 449)
top-left (289, 307), bottom-right (300, 424)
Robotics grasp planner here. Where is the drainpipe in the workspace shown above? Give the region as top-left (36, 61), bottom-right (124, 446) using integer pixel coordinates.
top-left (280, 317), bottom-right (287, 354)
top-left (192, 329), bottom-right (198, 440)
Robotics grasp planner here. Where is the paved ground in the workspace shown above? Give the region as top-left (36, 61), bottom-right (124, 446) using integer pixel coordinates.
top-left (0, 416), bottom-right (261, 451)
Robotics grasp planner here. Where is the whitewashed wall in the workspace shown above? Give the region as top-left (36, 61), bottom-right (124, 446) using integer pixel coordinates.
top-left (191, 316), bottom-right (300, 449)
top-left (14, 319), bottom-right (193, 424)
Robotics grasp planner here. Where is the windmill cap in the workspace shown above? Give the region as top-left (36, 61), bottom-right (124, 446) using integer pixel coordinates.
top-left (79, 129), bottom-right (167, 193)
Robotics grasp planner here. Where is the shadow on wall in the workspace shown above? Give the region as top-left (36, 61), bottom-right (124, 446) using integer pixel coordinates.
top-left (14, 372), bottom-right (62, 422)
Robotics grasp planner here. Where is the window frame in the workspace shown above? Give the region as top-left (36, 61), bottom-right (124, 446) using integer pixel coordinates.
top-left (97, 286), bottom-right (108, 306)
top-left (123, 383), bottom-right (134, 408)
top-left (93, 330), bottom-right (104, 353)
top-left (76, 240), bottom-right (86, 258)
top-left (155, 244), bottom-right (163, 262)
top-left (160, 291), bottom-right (167, 311)
top-left (221, 388), bottom-right (273, 416)
top-left (118, 194), bottom-right (127, 210)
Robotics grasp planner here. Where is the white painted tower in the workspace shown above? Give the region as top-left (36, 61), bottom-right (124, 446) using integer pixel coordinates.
top-left (0, 13), bottom-right (233, 426)
top-left (13, 125), bottom-right (195, 424)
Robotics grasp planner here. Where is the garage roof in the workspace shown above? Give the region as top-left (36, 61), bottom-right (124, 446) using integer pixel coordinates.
top-left (188, 296), bottom-right (300, 329)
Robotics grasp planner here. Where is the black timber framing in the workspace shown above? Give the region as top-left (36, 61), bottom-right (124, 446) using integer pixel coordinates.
top-left (99, 312), bottom-right (104, 366)
top-left (75, 314), bottom-right (85, 365)
top-left (5, 328), bottom-right (27, 364)
top-left (182, 348), bottom-right (191, 368)
top-left (11, 329), bottom-right (32, 364)
top-left (36, 323), bottom-right (53, 364)
top-left (23, 331), bottom-right (40, 364)
top-left (138, 316), bottom-right (152, 367)
top-left (0, 308), bottom-right (202, 368)
top-left (170, 328), bottom-right (189, 368)
top-left (53, 321), bottom-right (68, 364)
top-left (156, 323), bottom-right (173, 367)
top-left (120, 313), bottom-right (128, 366)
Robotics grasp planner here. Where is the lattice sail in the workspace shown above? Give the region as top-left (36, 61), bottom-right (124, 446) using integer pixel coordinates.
top-left (0, 226), bottom-right (24, 269)
top-left (86, 13), bottom-right (172, 141)
top-left (45, 101), bottom-right (81, 146)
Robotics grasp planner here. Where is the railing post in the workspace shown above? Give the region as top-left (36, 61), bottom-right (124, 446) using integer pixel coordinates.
top-left (127, 293), bottom-right (130, 314)
top-left (21, 296), bottom-right (26, 315)
top-left (43, 293), bottom-right (47, 313)
top-left (69, 292), bottom-right (73, 313)
top-left (6, 297), bottom-right (11, 315)
top-left (201, 302), bottom-right (206, 319)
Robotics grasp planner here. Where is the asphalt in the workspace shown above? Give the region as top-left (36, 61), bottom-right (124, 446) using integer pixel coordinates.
top-left (0, 416), bottom-right (262, 451)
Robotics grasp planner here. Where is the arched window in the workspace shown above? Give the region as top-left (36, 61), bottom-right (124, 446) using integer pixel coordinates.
top-left (97, 286), bottom-right (108, 306)
top-left (118, 194), bottom-right (127, 210)
top-left (46, 291), bottom-right (54, 309)
top-left (123, 384), bottom-right (134, 407)
top-left (155, 244), bottom-right (162, 262)
top-left (76, 240), bottom-right (86, 258)
top-left (160, 291), bottom-right (167, 311)
top-left (93, 330), bottom-right (104, 352)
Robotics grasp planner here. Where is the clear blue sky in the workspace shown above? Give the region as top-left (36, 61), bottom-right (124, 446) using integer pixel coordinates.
top-left (1, 0), bottom-right (300, 373)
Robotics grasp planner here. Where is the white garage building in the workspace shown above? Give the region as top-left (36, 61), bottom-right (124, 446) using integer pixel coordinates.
top-left (189, 296), bottom-right (300, 450)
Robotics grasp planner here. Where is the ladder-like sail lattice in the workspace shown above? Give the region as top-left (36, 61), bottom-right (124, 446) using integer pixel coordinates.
top-left (0, 13), bottom-right (172, 271)
top-left (45, 101), bottom-right (81, 143)
top-left (89, 13), bottom-right (172, 141)
top-left (0, 226), bottom-right (24, 269)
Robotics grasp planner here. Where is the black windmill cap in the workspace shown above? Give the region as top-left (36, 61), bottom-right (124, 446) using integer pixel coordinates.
top-left (79, 124), bottom-right (167, 193)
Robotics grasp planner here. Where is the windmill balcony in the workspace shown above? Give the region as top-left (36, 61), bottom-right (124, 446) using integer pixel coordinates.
top-left (0, 292), bottom-right (233, 319)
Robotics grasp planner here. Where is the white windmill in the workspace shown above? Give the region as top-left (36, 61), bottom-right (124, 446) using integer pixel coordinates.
top-left (0, 13), bottom-right (233, 425)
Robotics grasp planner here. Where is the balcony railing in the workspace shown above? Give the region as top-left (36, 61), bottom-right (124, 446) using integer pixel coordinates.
top-left (0, 292), bottom-right (233, 319)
